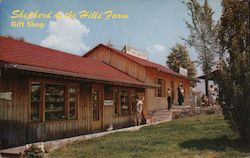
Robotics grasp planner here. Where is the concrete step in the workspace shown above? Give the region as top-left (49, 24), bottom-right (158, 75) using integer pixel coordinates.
top-left (154, 116), bottom-right (171, 119)
top-left (155, 117), bottom-right (171, 121)
top-left (153, 113), bottom-right (171, 116)
top-left (153, 112), bottom-right (171, 115)
top-left (151, 109), bottom-right (172, 123)
top-left (0, 146), bottom-right (24, 158)
top-left (153, 114), bottom-right (171, 117)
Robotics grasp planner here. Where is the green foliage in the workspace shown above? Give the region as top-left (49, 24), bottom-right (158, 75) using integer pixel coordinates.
top-left (23, 144), bottom-right (44, 158)
top-left (183, 0), bottom-right (219, 94)
top-left (183, 0), bottom-right (218, 74)
top-left (48, 115), bottom-right (249, 158)
top-left (166, 43), bottom-right (197, 83)
top-left (217, 0), bottom-right (250, 144)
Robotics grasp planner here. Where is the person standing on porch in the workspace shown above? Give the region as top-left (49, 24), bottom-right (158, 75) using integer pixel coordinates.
top-left (134, 96), bottom-right (143, 126)
top-left (208, 85), bottom-right (215, 106)
top-left (191, 85), bottom-right (199, 107)
top-left (177, 83), bottom-right (184, 105)
top-left (167, 88), bottom-right (172, 111)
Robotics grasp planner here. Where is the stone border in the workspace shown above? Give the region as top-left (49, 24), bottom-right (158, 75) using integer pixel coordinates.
top-left (172, 106), bottom-right (222, 119)
top-left (44, 125), bottom-right (142, 152)
top-left (43, 119), bottom-right (172, 153)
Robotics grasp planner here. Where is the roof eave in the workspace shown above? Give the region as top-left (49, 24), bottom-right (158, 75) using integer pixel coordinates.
top-left (2, 63), bottom-right (158, 88)
top-left (82, 44), bottom-right (104, 57)
top-left (157, 69), bottom-right (190, 80)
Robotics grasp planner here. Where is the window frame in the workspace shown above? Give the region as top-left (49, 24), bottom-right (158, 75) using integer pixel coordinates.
top-left (92, 88), bottom-right (101, 121)
top-left (129, 89), bottom-right (136, 115)
top-left (29, 79), bottom-right (79, 123)
top-left (113, 88), bottom-right (120, 116)
top-left (113, 88), bottom-right (135, 117)
top-left (155, 78), bottom-right (165, 97)
top-left (30, 81), bottom-right (43, 123)
top-left (120, 89), bottom-right (129, 116)
top-left (68, 84), bottom-right (79, 120)
top-left (44, 82), bottom-right (66, 121)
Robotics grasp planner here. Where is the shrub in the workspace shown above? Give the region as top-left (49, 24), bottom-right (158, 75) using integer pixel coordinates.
top-left (217, 0), bottom-right (250, 144)
top-left (23, 144), bottom-right (44, 158)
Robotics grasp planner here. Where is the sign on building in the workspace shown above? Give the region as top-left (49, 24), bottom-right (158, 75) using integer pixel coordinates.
top-left (104, 100), bottom-right (114, 106)
top-left (179, 67), bottom-right (188, 76)
top-left (123, 45), bottom-right (148, 60)
top-left (0, 92), bottom-right (12, 100)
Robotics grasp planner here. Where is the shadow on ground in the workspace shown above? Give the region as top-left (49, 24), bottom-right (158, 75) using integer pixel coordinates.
top-left (179, 135), bottom-right (250, 153)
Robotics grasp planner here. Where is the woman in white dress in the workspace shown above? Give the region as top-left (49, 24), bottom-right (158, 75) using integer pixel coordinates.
top-left (208, 85), bottom-right (215, 106)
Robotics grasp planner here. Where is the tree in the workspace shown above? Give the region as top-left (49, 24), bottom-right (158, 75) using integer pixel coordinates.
top-left (166, 43), bottom-right (197, 84)
top-left (183, 0), bottom-right (218, 95)
top-left (217, 0), bottom-right (250, 144)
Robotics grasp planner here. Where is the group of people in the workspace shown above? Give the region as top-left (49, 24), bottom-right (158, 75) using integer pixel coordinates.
top-left (193, 84), bottom-right (218, 107)
top-left (133, 83), bottom-right (218, 126)
top-left (191, 84), bottom-right (218, 107)
top-left (167, 83), bottom-right (185, 111)
top-left (167, 83), bottom-right (218, 110)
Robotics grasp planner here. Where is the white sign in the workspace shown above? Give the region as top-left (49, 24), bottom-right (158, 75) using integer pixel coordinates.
top-left (0, 92), bottom-right (12, 101)
top-left (104, 100), bottom-right (113, 106)
top-left (179, 67), bottom-right (188, 76)
top-left (125, 47), bottom-right (148, 60)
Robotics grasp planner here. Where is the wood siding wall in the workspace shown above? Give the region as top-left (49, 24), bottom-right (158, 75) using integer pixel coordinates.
top-left (27, 83), bottom-right (93, 143)
top-left (103, 106), bottom-right (134, 129)
top-left (0, 71), bottom-right (29, 148)
top-left (145, 68), bottom-right (190, 112)
top-left (103, 87), bottom-right (135, 130)
top-left (0, 71), bottom-right (134, 149)
top-left (87, 47), bottom-right (147, 82)
top-left (86, 46), bottom-right (191, 114)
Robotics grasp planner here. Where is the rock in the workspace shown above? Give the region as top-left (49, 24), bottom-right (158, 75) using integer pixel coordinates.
top-left (172, 106), bottom-right (222, 119)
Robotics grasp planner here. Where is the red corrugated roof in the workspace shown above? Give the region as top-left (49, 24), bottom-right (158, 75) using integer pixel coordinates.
top-left (0, 36), bottom-right (148, 86)
top-left (84, 44), bottom-right (189, 79)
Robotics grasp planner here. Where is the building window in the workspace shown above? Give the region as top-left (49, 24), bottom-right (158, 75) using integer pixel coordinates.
top-left (121, 89), bottom-right (129, 116)
top-left (113, 88), bottom-right (136, 116)
top-left (30, 82), bottom-right (42, 121)
top-left (129, 90), bottom-right (136, 114)
top-left (68, 86), bottom-right (78, 119)
top-left (45, 84), bottom-right (65, 120)
top-left (113, 88), bottom-right (119, 116)
top-left (92, 89), bottom-right (100, 121)
top-left (155, 78), bottom-right (165, 97)
top-left (30, 81), bottom-right (79, 122)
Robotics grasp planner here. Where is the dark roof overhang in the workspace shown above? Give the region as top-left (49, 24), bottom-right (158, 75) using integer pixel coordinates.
top-left (1, 62), bottom-right (159, 89)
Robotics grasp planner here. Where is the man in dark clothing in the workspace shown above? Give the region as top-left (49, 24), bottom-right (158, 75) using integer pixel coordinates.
top-left (177, 83), bottom-right (184, 105)
top-left (167, 88), bottom-right (172, 111)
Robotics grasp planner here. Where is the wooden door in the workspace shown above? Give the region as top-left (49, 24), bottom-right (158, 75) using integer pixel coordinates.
top-left (92, 85), bottom-right (103, 132)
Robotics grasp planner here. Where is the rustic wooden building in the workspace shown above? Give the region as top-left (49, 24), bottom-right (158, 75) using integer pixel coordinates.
top-left (0, 37), bottom-right (157, 149)
top-left (84, 44), bottom-right (191, 118)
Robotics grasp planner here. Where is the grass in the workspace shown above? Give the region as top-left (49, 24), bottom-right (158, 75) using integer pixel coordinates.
top-left (48, 114), bottom-right (250, 158)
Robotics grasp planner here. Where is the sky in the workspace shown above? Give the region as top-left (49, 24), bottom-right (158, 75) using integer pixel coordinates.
top-left (0, 0), bottom-right (222, 77)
